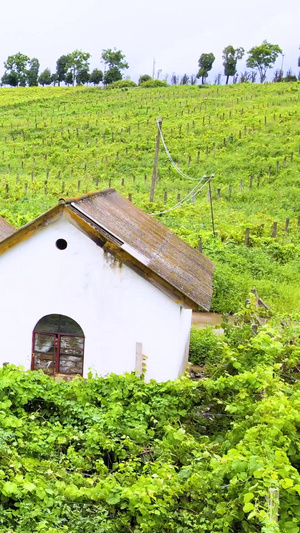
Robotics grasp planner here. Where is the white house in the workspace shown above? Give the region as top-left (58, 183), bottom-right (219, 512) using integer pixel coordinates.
top-left (0, 189), bottom-right (214, 382)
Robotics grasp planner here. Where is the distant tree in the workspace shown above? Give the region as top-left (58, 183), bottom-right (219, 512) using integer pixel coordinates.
top-left (104, 66), bottom-right (122, 85)
top-left (283, 69), bottom-right (297, 82)
top-left (51, 73), bottom-right (59, 86)
top-left (90, 69), bottom-right (103, 85)
top-left (239, 71), bottom-right (251, 83)
top-left (76, 67), bottom-right (90, 85)
top-left (190, 74), bottom-right (197, 85)
top-left (222, 45), bottom-right (244, 84)
top-left (246, 40), bottom-right (282, 83)
top-left (171, 73), bottom-right (179, 85)
top-left (214, 73), bottom-right (222, 85)
top-left (101, 48), bottom-right (128, 85)
top-left (180, 74), bottom-right (189, 85)
top-left (273, 69), bottom-right (283, 82)
top-left (196, 53), bottom-right (215, 84)
top-left (66, 50), bottom-right (90, 85)
top-left (250, 71), bottom-right (257, 83)
top-left (1, 72), bottom-right (18, 87)
top-left (2, 53), bottom-right (30, 86)
top-left (27, 58), bottom-right (40, 86)
top-left (101, 48), bottom-right (129, 70)
top-left (139, 74), bottom-right (152, 85)
top-left (56, 54), bottom-right (70, 85)
top-left (65, 71), bottom-right (74, 86)
top-left (38, 68), bottom-right (52, 86)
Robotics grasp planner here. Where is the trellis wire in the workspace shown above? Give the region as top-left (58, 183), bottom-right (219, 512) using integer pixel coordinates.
top-left (150, 176), bottom-right (211, 216)
top-left (157, 119), bottom-right (210, 183)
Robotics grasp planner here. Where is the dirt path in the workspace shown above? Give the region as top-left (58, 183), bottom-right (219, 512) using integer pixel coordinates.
top-left (192, 312), bottom-right (232, 328)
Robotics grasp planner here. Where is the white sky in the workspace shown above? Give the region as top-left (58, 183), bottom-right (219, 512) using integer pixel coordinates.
top-left (0, 0), bottom-right (299, 83)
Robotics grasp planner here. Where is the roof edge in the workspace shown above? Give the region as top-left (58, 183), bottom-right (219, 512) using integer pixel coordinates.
top-left (0, 204), bottom-right (64, 256)
top-left (61, 188), bottom-right (116, 205)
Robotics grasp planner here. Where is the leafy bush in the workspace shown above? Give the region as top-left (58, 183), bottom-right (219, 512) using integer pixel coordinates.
top-left (139, 74), bottom-right (152, 85)
top-left (189, 326), bottom-right (223, 365)
top-left (1, 317), bottom-right (300, 531)
top-left (210, 263), bottom-right (251, 314)
top-left (140, 79), bottom-right (167, 88)
top-left (107, 79), bottom-right (137, 89)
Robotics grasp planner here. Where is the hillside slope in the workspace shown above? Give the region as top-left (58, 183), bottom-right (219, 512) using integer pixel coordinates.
top-left (0, 83), bottom-right (299, 313)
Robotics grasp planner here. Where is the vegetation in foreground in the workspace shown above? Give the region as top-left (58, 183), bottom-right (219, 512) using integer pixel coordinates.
top-left (0, 303), bottom-right (300, 532)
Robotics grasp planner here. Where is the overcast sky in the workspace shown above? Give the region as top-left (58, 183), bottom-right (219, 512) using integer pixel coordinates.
top-left (0, 0), bottom-right (299, 83)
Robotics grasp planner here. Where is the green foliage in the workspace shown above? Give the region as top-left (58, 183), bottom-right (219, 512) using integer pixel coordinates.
top-left (101, 48), bottom-right (129, 70)
top-left (283, 70), bottom-right (298, 83)
top-left (66, 50), bottom-right (90, 86)
top-left (89, 68), bottom-right (103, 85)
top-left (0, 83), bottom-right (299, 314)
top-left (197, 52), bottom-right (215, 84)
top-left (56, 54), bottom-right (70, 84)
top-left (39, 68), bottom-right (52, 86)
top-left (1, 316), bottom-right (300, 530)
top-left (1, 71), bottom-right (18, 86)
top-left (107, 79), bottom-right (137, 89)
top-left (247, 41), bottom-right (283, 83)
top-left (26, 58), bottom-right (40, 87)
top-left (102, 48), bottom-right (129, 87)
top-left (139, 74), bottom-right (152, 84)
top-left (189, 326), bottom-right (223, 365)
top-left (140, 79), bottom-right (167, 87)
top-left (2, 52), bottom-right (30, 86)
top-left (104, 66), bottom-right (122, 85)
top-left (223, 45), bottom-right (245, 84)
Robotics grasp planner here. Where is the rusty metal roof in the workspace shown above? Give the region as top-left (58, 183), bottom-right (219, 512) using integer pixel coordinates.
top-left (67, 189), bottom-right (214, 310)
top-left (0, 215), bottom-right (15, 242)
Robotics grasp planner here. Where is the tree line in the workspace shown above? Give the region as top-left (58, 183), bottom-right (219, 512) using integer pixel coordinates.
top-left (1, 48), bottom-right (128, 87)
top-left (195, 41), bottom-right (298, 85)
top-left (1, 41), bottom-right (299, 88)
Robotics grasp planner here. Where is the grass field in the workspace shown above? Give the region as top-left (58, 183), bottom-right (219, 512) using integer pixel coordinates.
top-left (0, 83), bottom-right (299, 314)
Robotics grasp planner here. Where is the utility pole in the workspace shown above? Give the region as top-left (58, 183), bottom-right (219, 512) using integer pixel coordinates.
top-left (150, 119), bottom-right (162, 203)
top-left (152, 57), bottom-right (156, 79)
top-left (208, 174), bottom-right (216, 236)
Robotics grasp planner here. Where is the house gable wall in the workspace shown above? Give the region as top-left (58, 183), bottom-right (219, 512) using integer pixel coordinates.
top-left (0, 217), bottom-right (192, 381)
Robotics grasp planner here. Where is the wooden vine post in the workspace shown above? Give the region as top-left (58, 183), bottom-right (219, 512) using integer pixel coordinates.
top-left (268, 487), bottom-right (279, 523)
top-left (150, 118), bottom-right (162, 202)
top-left (208, 174), bottom-right (216, 237)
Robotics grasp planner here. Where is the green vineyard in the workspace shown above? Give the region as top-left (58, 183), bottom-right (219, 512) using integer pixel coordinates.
top-left (0, 83), bottom-right (299, 314)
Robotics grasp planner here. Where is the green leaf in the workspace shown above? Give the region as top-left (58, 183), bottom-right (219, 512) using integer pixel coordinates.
top-left (2, 481), bottom-right (19, 496)
top-left (23, 481), bottom-right (36, 492)
top-left (106, 493), bottom-right (121, 505)
top-left (243, 502), bottom-right (254, 513)
top-left (280, 478), bottom-right (294, 489)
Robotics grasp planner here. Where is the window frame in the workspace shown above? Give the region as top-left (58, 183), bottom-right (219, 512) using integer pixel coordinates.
top-left (31, 315), bottom-right (85, 376)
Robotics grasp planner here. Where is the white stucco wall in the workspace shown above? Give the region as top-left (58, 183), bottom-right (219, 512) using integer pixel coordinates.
top-left (0, 216), bottom-right (192, 382)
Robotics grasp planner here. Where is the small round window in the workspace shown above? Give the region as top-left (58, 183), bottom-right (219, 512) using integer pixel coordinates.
top-left (56, 239), bottom-right (68, 250)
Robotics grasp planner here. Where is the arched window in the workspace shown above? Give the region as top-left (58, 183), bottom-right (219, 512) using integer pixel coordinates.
top-left (32, 314), bottom-right (84, 376)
